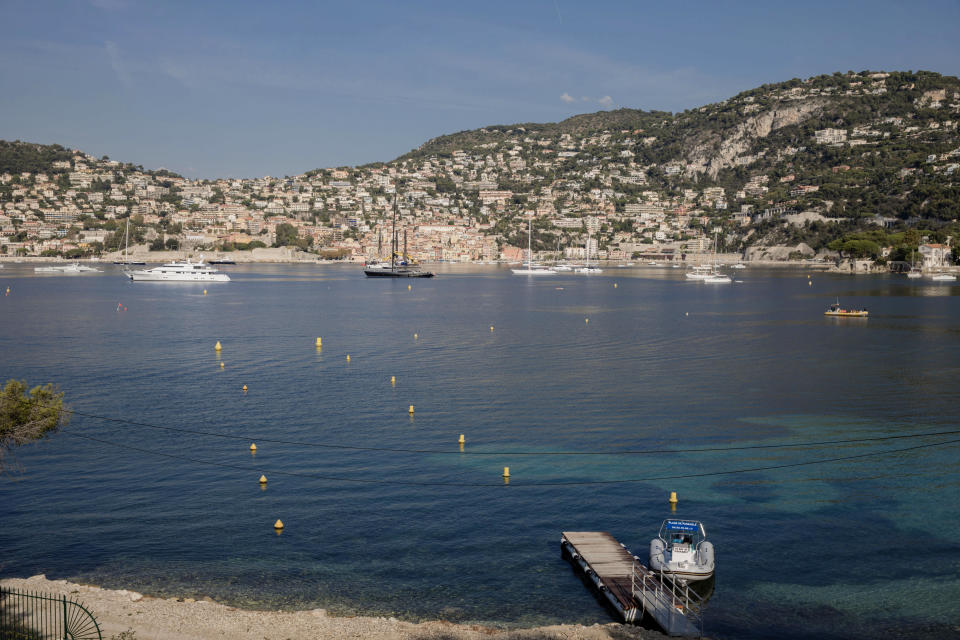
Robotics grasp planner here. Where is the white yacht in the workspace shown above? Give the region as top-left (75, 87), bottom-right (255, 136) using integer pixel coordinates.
top-left (931, 273), bottom-right (956, 281)
top-left (34, 262), bottom-right (102, 273)
top-left (127, 259), bottom-right (230, 282)
top-left (704, 273), bottom-right (732, 283)
top-left (650, 519), bottom-right (715, 582)
top-left (685, 265), bottom-right (714, 280)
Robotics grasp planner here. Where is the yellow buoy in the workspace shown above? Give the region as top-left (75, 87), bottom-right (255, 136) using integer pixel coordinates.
top-left (808, 280), bottom-right (812, 287)
top-left (391, 376), bottom-right (396, 385)
top-left (408, 284), bottom-right (411, 290)
top-left (585, 318), bottom-right (589, 324)
top-left (250, 443), bottom-right (257, 452)
top-left (490, 326), bottom-right (494, 332)
top-left (346, 354), bottom-right (351, 362)
top-left (203, 289), bottom-right (207, 296)
top-left (408, 405), bottom-right (415, 414)
top-left (502, 466), bottom-right (510, 478)
top-left (669, 491), bottom-right (678, 505)
top-left (685, 312), bottom-right (689, 316)
top-left (274, 519), bottom-right (284, 530)
top-left (414, 333), bottom-right (418, 340)
top-left (316, 337), bottom-right (322, 347)
top-left (242, 384), bottom-right (247, 392)
top-left (614, 283), bottom-right (618, 288)
top-left (458, 434), bottom-right (465, 445)
top-left (219, 361), bottom-right (225, 368)
top-left (808, 274), bottom-right (811, 279)
top-left (259, 474), bottom-right (267, 484)
top-left (215, 341), bottom-right (222, 351)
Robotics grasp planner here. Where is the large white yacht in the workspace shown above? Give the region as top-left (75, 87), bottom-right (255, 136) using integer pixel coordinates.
top-left (127, 259), bottom-right (230, 282)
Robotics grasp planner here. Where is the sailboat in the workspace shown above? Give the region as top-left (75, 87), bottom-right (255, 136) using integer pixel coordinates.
top-left (906, 249), bottom-right (922, 278)
top-left (364, 197), bottom-right (434, 278)
top-left (113, 217), bottom-right (145, 266)
top-left (699, 231), bottom-right (731, 283)
top-left (512, 216), bottom-right (556, 275)
top-left (575, 223), bottom-right (602, 273)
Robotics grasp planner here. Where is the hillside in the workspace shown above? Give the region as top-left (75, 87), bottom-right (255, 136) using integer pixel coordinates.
top-left (2, 70), bottom-right (960, 264)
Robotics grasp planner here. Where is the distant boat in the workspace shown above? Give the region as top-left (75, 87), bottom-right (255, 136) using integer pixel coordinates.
top-left (209, 259), bottom-right (236, 265)
top-left (824, 298), bottom-right (868, 317)
top-left (113, 218), bottom-right (145, 265)
top-left (905, 250), bottom-right (921, 278)
top-left (364, 198), bottom-right (434, 278)
top-left (930, 273), bottom-right (956, 281)
top-left (704, 273), bottom-right (732, 283)
top-left (127, 258), bottom-right (229, 282)
top-left (34, 262), bottom-right (102, 274)
top-left (512, 216), bottom-right (556, 275)
top-left (731, 263), bottom-right (747, 269)
top-left (574, 223), bottom-right (602, 274)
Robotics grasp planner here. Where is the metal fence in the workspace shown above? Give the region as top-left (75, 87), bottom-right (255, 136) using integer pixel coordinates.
top-left (0, 587), bottom-right (102, 640)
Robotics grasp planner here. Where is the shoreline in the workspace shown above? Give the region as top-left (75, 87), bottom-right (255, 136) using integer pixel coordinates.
top-left (0, 575), bottom-right (665, 640)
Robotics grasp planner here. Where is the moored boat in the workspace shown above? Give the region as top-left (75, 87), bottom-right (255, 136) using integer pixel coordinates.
top-left (127, 259), bottom-right (230, 282)
top-left (34, 262), bottom-right (102, 273)
top-left (824, 298), bottom-right (868, 317)
top-left (649, 519), bottom-right (715, 582)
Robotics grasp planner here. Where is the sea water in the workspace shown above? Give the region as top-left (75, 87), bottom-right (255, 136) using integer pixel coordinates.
top-left (1, 263), bottom-right (958, 639)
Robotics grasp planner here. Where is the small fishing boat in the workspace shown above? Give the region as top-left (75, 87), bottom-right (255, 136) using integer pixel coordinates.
top-left (649, 519), bottom-right (715, 582)
top-left (824, 298), bottom-right (868, 317)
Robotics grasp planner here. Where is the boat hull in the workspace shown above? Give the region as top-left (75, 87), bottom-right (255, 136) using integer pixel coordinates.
top-left (129, 273), bottom-right (230, 281)
top-left (511, 268), bottom-right (556, 275)
top-left (364, 269), bottom-right (434, 278)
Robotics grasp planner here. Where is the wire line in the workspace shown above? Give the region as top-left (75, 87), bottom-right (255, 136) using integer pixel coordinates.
top-left (62, 431), bottom-right (960, 488)
top-left (61, 407), bottom-right (960, 457)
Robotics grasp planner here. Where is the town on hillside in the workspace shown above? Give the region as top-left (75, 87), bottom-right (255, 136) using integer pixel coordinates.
top-left (2, 71), bottom-right (959, 272)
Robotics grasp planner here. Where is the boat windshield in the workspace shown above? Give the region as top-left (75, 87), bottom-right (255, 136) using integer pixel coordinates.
top-left (659, 519), bottom-right (705, 546)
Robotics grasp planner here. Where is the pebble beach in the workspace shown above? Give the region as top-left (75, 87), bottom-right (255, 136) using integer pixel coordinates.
top-left (0, 575), bottom-right (667, 640)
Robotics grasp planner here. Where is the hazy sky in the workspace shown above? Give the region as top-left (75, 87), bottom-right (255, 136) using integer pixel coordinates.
top-left (2, 0), bottom-right (959, 178)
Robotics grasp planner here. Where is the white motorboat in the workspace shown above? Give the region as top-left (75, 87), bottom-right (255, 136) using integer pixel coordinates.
top-left (553, 264), bottom-right (574, 272)
top-left (931, 273), bottom-right (956, 281)
top-left (685, 265), bottom-right (714, 280)
top-left (906, 271), bottom-right (922, 279)
top-left (513, 217), bottom-right (556, 276)
top-left (731, 263), bottom-right (747, 269)
top-left (127, 258), bottom-right (230, 282)
top-left (704, 274), bottom-right (732, 283)
top-left (34, 262), bottom-right (102, 273)
top-left (650, 519), bottom-right (715, 582)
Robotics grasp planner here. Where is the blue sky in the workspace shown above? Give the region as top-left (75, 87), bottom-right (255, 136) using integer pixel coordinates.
top-left (2, 0), bottom-right (959, 178)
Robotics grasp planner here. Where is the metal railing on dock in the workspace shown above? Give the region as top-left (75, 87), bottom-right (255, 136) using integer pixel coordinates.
top-left (0, 586), bottom-right (102, 640)
top-left (631, 561), bottom-right (704, 637)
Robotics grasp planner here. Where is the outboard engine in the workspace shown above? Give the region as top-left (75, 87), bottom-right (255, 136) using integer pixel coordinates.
top-left (649, 538), bottom-right (667, 571)
top-left (697, 540), bottom-right (715, 572)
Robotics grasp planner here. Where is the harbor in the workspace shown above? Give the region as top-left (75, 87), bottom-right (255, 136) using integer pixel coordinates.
top-left (2, 264), bottom-right (959, 640)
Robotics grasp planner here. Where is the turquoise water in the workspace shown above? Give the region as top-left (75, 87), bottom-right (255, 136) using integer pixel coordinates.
top-left (1, 263), bottom-right (959, 639)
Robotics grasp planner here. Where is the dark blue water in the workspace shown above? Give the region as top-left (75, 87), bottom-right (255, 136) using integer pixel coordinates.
top-left (1, 263), bottom-right (959, 639)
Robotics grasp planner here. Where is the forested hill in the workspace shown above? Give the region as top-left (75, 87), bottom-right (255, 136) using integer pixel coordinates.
top-left (396, 70), bottom-right (960, 224)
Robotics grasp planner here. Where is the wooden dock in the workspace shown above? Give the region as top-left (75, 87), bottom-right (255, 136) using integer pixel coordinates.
top-left (561, 531), bottom-right (702, 637)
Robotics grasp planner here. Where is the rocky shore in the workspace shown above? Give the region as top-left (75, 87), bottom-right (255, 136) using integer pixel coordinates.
top-left (0, 575), bottom-right (667, 640)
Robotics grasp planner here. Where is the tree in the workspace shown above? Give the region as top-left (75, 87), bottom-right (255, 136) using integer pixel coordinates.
top-left (273, 223), bottom-right (299, 247)
top-left (0, 380), bottom-right (68, 471)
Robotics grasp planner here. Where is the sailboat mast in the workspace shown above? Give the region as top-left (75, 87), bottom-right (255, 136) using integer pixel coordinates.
top-left (391, 197), bottom-right (398, 270)
top-left (528, 217), bottom-right (532, 268)
top-left (124, 217), bottom-right (129, 264)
